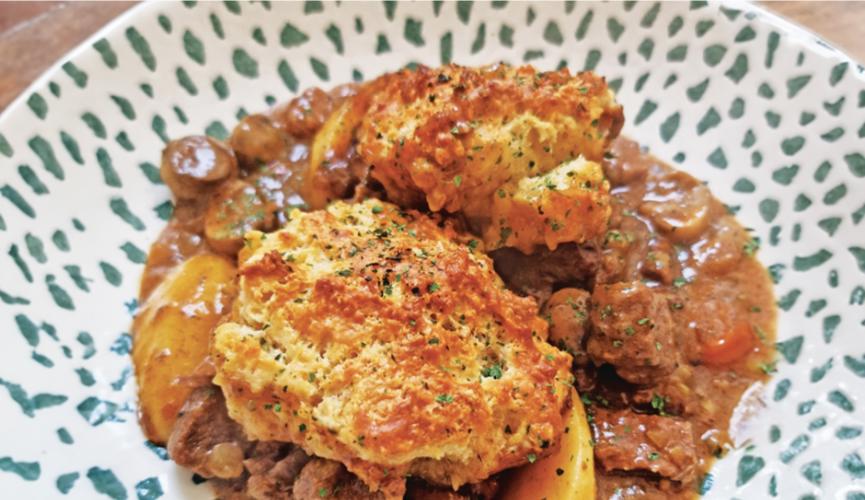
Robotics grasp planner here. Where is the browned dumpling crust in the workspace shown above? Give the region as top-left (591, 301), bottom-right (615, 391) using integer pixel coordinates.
top-left (358, 64), bottom-right (622, 214)
top-left (211, 200), bottom-right (573, 498)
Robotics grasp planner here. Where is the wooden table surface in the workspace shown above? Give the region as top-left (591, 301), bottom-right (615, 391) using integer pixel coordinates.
top-left (0, 1), bottom-right (863, 112)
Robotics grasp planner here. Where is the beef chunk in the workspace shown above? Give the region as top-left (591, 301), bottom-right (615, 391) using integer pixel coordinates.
top-left (586, 281), bottom-right (676, 384)
top-left (596, 210), bottom-right (663, 286)
top-left (592, 409), bottom-right (698, 483)
top-left (167, 386), bottom-right (252, 479)
top-left (602, 138), bottom-right (650, 186)
top-left (169, 386), bottom-right (313, 499)
top-left (293, 459), bottom-right (383, 500)
top-left (543, 288), bottom-right (591, 363)
top-left (406, 477), bottom-right (499, 500)
top-left (492, 243), bottom-right (600, 304)
top-left (640, 238), bottom-right (679, 286)
top-left (244, 443), bottom-right (310, 500)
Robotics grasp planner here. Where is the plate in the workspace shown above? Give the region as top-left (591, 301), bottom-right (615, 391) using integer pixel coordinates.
top-left (1, 1), bottom-right (863, 498)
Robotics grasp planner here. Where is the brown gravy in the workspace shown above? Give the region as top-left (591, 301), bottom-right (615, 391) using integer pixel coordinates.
top-left (584, 138), bottom-right (776, 499)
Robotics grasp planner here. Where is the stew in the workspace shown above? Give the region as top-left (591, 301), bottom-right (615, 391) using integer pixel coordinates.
top-left (134, 71), bottom-right (775, 499)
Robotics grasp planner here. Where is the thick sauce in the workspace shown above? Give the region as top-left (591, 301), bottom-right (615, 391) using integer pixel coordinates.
top-left (136, 82), bottom-right (775, 499)
top-left (583, 139), bottom-right (776, 499)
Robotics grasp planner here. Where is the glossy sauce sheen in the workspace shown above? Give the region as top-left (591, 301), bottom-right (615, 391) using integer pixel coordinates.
top-left (136, 82), bottom-right (775, 499)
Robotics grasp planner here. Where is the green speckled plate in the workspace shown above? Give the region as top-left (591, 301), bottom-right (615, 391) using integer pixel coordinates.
top-left (1, 1), bottom-right (863, 498)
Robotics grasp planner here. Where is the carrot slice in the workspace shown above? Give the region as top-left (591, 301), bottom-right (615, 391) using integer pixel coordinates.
top-left (700, 321), bottom-right (755, 365)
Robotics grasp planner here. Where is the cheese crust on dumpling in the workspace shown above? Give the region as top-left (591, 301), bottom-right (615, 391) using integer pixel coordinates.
top-left (355, 63), bottom-right (621, 252)
top-left (211, 200), bottom-right (573, 498)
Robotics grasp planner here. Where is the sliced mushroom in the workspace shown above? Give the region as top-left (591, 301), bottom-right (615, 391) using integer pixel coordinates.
top-left (229, 114), bottom-right (289, 169)
top-left (161, 135), bottom-right (238, 200)
top-left (204, 179), bottom-right (275, 255)
top-left (639, 171), bottom-right (712, 243)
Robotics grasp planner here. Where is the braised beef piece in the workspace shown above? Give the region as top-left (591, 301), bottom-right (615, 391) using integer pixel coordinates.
top-left (405, 477), bottom-right (500, 500)
top-left (244, 443), bottom-right (311, 500)
top-left (595, 210), bottom-right (683, 288)
top-left (491, 242), bottom-right (600, 304)
top-left (602, 138), bottom-right (651, 186)
top-left (167, 386), bottom-right (252, 479)
top-left (293, 459), bottom-right (383, 500)
top-left (586, 281), bottom-right (677, 385)
top-left (542, 288), bottom-right (591, 364)
top-left (639, 237), bottom-right (680, 286)
top-left (591, 409), bottom-right (698, 484)
top-left (168, 386), bottom-right (315, 500)
top-left (169, 386), bottom-right (497, 499)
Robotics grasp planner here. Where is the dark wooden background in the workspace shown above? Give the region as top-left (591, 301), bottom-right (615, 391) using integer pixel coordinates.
top-left (0, 2), bottom-right (863, 111)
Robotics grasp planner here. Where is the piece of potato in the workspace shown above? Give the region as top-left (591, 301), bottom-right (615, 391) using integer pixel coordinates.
top-left (303, 94), bottom-right (368, 210)
top-left (132, 254), bottom-right (237, 444)
top-left (500, 389), bottom-right (595, 500)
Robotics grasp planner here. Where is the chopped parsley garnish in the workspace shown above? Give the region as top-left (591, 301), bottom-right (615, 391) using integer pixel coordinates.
top-left (481, 364), bottom-right (503, 379)
top-left (299, 423), bottom-right (307, 432)
top-left (758, 361), bottom-right (777, 374)
top-left (428, 337), bottom-right (440, 345)
top-left (605, 230), bottom-right (625, 243)
top-left (307, 372), bottom-right (316, 382)
top-left (527, 453), bottom-right (538, 463)
top-left (637, 317), bottom-right (651, 325)
top-left (436, 393), bottom-right (454, 404)
top-left (651, 394), bottom-right (667, 415)
top-left (371, 205), bottom-right (384, 214)
top-left (336, 269), bottom-right (352, 277)
top-left (273, 404), bottom-right (281, 413)
top-left (600, 304), bottom-right (614, 319)
top-left (743, 237), bottom-right (761, 256)
top-left (318, 487), bottom-right (329, 497)
top-left (672, 276), bottom-right (688, 288)
top-left (453, 175), bottom-right (463, 187)
top-left (467, 239), bottom-right (479, 250)
top-left (648, 452), bottom-right (660, 461)
top-left (754, 325), bottom-right (768, 343)
top-left (427, 282), bottom-right (441, 293)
